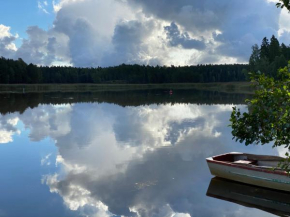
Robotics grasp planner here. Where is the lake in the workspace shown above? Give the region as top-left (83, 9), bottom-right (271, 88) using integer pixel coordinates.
top-left (0, 89), bottom-right (285, 217)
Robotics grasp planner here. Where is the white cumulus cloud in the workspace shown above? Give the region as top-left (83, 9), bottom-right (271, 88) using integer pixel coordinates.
top-left (0, 24), bottom-right (18, 58)
top-left (0, 0), bottom-right (288, 67)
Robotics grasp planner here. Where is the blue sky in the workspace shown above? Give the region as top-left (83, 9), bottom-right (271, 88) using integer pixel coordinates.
top-left (0, 0), bottom-right (54, 44)
top-left (0, 0), bottom-right (290, 67)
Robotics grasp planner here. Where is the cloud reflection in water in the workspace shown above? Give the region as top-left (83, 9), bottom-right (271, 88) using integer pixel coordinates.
top-left (0, 102), bottom-right (279, 217)
top-left (0, 115), bottom-right (20, 144)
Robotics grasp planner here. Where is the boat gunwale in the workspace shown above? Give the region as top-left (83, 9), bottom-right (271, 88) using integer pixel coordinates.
top-left (206, 153), bottom-right (288, 177)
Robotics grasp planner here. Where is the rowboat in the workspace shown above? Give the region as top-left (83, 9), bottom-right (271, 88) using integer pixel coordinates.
top-left (206, 152), bottom-right (290, 192)
top-left (207, 177), bottom-right (290, 216)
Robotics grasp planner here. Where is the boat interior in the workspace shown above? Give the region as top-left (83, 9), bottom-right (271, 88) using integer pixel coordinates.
top-left (212, 153), bottom-right (284, 168)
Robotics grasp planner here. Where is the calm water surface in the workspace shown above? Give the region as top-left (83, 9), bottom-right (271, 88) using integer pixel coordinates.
top-left (0, 90), bottom-right (286, 217)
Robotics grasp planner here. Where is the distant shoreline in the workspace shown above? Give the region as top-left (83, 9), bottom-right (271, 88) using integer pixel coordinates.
top-left (0, 82), bottom-right (253, 94)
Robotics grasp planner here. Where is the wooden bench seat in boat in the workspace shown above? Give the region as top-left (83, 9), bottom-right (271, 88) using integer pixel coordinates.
top-left (233, 160), bottom-right (257, 165)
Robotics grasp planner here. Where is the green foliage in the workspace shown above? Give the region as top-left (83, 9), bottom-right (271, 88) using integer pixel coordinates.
top-left (277, 152), bottom-right (290, 172)
top-left (248, 36), bottom-right (290, 78)
top-left (232, 0), bottom-right (290, 168)
top-left (276, 0), bottom-right (290, 11)
top-left (230, 62), bottom-right (290, 149)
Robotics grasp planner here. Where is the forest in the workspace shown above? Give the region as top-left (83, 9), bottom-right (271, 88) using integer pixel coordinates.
top-left (0, 58), bottom-right (247, 84)
top-left (0, 35), bottom-right (289, 84)
top-left (248, 35), bottom-right (290, 78)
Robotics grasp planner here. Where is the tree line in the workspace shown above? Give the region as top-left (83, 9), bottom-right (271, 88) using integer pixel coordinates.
top-left (249, 35), bottom-right (290, 78)
top-left (0, 57), bottom-right (248, 84)
top-left (1, 34), bottom-right (288, 84)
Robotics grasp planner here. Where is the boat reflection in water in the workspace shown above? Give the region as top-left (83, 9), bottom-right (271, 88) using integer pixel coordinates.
top-left (207, 177), bottom-right (290, 216)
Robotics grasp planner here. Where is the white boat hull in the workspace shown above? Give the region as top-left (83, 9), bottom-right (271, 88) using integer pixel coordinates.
top-left (207, 153), bottom-right (290, 192)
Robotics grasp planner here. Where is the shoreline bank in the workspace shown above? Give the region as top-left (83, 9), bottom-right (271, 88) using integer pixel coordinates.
top-left (0, 82), bottom-right (253, 94)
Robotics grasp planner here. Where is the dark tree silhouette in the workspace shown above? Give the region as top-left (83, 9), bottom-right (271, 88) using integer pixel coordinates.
top-left (0, 57), bottom-right (248, 84)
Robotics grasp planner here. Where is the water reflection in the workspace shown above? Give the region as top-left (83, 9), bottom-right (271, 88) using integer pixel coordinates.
top-left (0, 91), bottom-right (281, 217)
top-left (0, 89), bottom-right (250, 115)
top-left (207, 178), bottom-right (290, 216)
top-left (0, 114), bottom-right (19, 144)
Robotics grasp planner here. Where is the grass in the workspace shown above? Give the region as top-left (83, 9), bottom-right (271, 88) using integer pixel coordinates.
top-left (0, 82), bottom-right (254, 94)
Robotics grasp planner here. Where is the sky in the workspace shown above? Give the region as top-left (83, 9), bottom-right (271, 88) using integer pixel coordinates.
top-left (0, 0), bottom-right (290, 67)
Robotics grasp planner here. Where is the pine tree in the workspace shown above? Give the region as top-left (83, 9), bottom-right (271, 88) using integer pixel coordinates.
top-left (281, 43), bottom-right (290, 60)
top-left (269, 35), bottom-right (280, 62)
top-left (260, 37), bottom-right (269, 60)
top-left (249, 44), bottom-right (260, 72)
